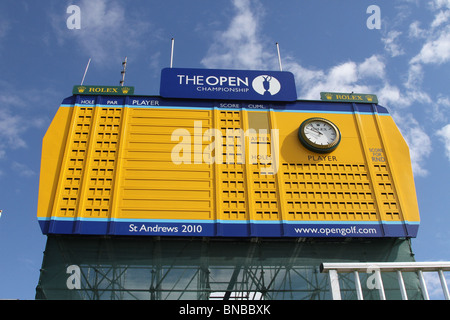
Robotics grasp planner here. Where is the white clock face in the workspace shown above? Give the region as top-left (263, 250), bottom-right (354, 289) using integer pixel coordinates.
top-left (303, 120), bottom-right (338, 146)
top-left (298, 118), bottom-right (341, 153)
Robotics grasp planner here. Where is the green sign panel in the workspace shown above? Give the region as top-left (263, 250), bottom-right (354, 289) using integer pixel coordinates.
top-left (320, 92), bottom-right (378, 104)
top-left (73, 85), bottom-right (134, 96)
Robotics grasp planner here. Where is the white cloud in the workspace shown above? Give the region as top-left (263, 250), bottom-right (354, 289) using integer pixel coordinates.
top-left (201, 0), bottom-right (274, 70)
top-left (437, 96), bottom-right (450, 108)
top-left (405, 63), bottom-right (424, 89)
top-left (424, 270), bottom-right (450, 300)
top-left (328, 62), bottom-right (358, 85)
top-left (0, 9), bottom-right (10, 49)
top-left (411, 30), bottom-right (450, 64)
top-left (358, 55), bottom-right (386, 79)
top-left (401, 62), bottom-right (433, 107)
top-left (52, 0), bottom-right (152, 64)
top-left (436, 124), bottom-right (450, 161)
top-left (382, 31), bottom-right (405, 57)
top-left (200, 0), bottom-right (433, 176)
top-left (377, 80), bottom-right (432, 113)
top-left (285, 55), bottom-right (434, 178)
top-left (0, 83), bottom-right (50, 162)
top-left (393, 112), bottom-right (432, 177)
top-left (377, 83), bottom-right (408, 107)
top-left (285, 56), bottom-right (384, 101)
top-left (431, 9), bottom-right (450, 28)
top-left (409, 21), bottom-right (428, 39)
top-left (407, 127), bottom-right (433, 177)
top-left (410, 2), bottom-right (450, 65)
top-left (283, 61), bottom-right (324, 90)
top-left (11, 162), bottom-right (35, 178)
top-left (430, 0), bottom-right (450, 10)
top-left (202, 1), bottom-right (388, 100)
top-left (0, 20), bottom-right (9, 40)
top-left (0, 108), bottom-right (27, 157)
top-left (428, 95), bottom-right (450, 122)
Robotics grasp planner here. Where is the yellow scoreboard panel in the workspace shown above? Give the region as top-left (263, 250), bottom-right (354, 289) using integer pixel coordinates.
top-left (37, 94), bottom-right (420, 237)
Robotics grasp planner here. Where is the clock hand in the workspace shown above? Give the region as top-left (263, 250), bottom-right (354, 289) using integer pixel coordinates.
top-left (306, 126), bottom-right (323, 135)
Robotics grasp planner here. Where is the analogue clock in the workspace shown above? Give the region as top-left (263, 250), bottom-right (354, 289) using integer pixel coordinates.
top-left (298, 118), bottom-right (341, 153)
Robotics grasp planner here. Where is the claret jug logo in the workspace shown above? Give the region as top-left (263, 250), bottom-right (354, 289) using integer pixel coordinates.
top-left (252, 75), bottom-right (281, 96)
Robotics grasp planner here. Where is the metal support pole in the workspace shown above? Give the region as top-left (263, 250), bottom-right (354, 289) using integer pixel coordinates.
top-left (397, 270), bottom-right (408, 300)
top-left (354, 271), bottom-right (363, 300)
top-left (81, 58), bottom-right (91, 85)
top-left (276, 42), bottom-right (283, 71)
top-left (321, 261), bottom-right (450, 300)
top-left (170, 38), bottom-right (174, 68)
top-left (120, 57), bottom-right (127, 86)
top-left (438, 270), bottom-right (449, 300)
top-left (375, 269), bottom-right (386, 300)
top-left (418, 270), bottom-right (430, 300)
top-left (328, 269), bottom-right (341, 300)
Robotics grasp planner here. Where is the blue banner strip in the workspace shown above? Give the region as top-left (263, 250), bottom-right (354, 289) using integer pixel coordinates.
top-left (61, 95), bottom-right (390, 115)
top-left (38, 218), bottom-right (419, 238)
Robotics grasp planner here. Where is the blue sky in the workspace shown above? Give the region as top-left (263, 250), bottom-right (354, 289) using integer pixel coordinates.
top-left (0, 0), bottom-right (449, 300)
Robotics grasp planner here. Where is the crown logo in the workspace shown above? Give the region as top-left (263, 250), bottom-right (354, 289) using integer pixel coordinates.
top-left (365, 95), bottom-right (373, 102)
top-left (325, 93), bottom-right (333, 100)
top-left (121, 87), bottom-right (130, 94)
top-left (77, 86), bottom-right (86, 93)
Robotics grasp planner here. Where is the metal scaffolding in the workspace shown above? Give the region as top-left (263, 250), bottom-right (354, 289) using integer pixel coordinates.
top-left (36, 236), bottom-right (422, 300)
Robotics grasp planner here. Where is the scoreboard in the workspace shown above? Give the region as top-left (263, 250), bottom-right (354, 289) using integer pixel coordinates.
top-left (36, 92), bottom-right (420, 238)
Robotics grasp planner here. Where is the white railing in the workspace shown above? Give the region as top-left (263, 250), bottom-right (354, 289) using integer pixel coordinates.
top-left (320, 261), bottom-right (450, 300)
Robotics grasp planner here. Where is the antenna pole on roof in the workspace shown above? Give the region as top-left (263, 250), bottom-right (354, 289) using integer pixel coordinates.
top-left (170, 38), bottom-right (175, 68)
top-left (120, 56), bottom-right (127, 86)
top-left (81, 58), bottom-right (91, 85)
top-left (276, 42), bottom-right (283, 71)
